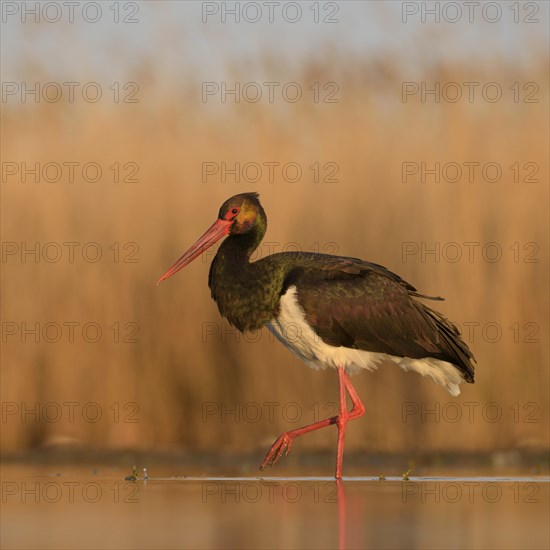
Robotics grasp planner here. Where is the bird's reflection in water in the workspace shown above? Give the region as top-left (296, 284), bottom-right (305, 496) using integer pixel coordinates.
top-left (337, 479), bottom-right (347, 550)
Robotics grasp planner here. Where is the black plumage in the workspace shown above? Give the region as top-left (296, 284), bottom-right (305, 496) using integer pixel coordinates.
top-left (206, 192), bottom-right (475, 384)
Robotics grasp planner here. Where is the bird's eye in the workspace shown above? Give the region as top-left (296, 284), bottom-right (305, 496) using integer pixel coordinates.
top-left (223, 207), bottom-right (240, 221)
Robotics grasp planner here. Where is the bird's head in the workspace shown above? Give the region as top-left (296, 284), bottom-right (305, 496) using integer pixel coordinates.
top-left (157, 192), bottom-right (265, 284)
top-left (218, 192), bottom-right (265, 236)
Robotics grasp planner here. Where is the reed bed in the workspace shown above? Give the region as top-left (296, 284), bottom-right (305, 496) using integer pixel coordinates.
top-left (2, 57), bottom-right (548, 456)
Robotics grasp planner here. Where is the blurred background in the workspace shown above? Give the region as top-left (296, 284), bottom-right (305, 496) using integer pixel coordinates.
top-left (1, 1), bottom-right (548, 466)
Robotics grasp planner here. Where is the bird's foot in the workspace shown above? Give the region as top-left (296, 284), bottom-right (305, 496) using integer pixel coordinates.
top-left (260, 432), bottom-right (294, 470)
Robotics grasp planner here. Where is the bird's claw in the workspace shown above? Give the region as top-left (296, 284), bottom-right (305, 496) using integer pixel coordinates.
top-left (260, 432), bottom-right (294, 470)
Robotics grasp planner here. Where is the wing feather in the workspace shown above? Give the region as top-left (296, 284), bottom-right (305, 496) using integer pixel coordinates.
top-left (273, 253), bottom-right (475, 382)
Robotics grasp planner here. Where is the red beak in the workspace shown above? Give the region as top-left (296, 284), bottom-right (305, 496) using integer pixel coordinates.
top-left (157, 219), bottom-right (232, 285)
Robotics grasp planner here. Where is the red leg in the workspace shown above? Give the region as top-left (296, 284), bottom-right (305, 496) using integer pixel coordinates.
top-left (260, 366), bottom-right (365, 478)
top-left (335, 368), bottom-right (349, 479)
top-left (336, 368), bottom-right (366, 478)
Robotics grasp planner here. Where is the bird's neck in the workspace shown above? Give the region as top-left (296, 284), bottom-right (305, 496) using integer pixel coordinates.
top-left (208, 218), bottom-right (272, 330)
top-left (212, 218), bottom-right (267, 276)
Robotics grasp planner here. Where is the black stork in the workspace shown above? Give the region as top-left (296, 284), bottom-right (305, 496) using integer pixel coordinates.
top-left (158, 192), bottom-right (475, 478)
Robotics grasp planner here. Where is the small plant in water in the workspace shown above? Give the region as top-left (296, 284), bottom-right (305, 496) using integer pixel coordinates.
top-left (124, 465), bottom-right (139, 481)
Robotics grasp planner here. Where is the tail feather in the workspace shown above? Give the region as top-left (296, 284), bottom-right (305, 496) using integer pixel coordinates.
top-left (424, 305), bottom-right (476, 383)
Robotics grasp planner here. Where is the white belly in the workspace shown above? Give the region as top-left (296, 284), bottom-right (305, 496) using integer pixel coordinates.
top-left (265, 286), bottom-right (465, 396)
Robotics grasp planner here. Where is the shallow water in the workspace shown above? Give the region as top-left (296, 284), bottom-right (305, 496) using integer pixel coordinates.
top-left (2, 465), bottom-right (549, 549)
